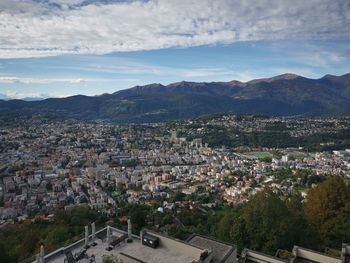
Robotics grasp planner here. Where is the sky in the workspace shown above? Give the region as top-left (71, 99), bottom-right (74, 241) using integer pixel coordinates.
top-left (0, 0), bottom-right (350, 99)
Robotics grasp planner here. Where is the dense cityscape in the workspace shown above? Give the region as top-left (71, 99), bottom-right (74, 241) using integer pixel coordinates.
top-left (0, 114), bottom-right (349, 262)
top-left (1, 115), bottom-right (349, 223)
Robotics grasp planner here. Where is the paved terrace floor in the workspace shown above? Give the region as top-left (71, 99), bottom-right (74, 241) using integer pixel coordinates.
top-left (46, 236), bottom-right (197, 263)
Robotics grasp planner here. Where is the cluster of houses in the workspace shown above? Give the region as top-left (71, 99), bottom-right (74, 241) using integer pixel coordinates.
top-left (1, 117), bottom-right (350, 225)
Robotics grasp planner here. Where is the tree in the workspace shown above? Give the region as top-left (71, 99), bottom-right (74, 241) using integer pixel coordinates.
top-left (0, 207), bottom-right (106, 263)
top-left (127, 204), bottom-right (150, 233)
top-left (162, 214), bottom-right (174, 225)
top-left (285, 193), bottom-right (318, 249)
top-left (0, 242), bottom-right (14, 263)
top-left (304, 176), bottom-right (350, 248)
top-left (172, 191), bottom-right (186, 202)
top-left (216, 213), bottom-right (234, 242)
top-left (45, 226), bottom-right (70, 247)
top-left (230, 189), bottom-right (305, 254)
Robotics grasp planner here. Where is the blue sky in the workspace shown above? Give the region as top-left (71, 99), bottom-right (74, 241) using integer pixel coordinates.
top-left (0, 0), bottom-right (350, 99)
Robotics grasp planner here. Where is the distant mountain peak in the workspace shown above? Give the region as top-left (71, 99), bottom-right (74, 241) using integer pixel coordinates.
top-left (323, 74), bottom-right (336, 78)
top-left (145, 83), bottom-right (164, 87)
top-left (167, 80), bottom-right (197, 87)
top-left (227, 80), bottom-right (246, 87)
top-left (323, 73), bottom-right (350, 80)
top-left (133, 83), bottom-right (165, 89)
top-left (272, 73), bottom-right (300, 80)
top-left (247, 73), bottom-right (301, 85)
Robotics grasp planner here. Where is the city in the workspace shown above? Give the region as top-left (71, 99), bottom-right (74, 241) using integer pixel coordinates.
top-left (1, 0), bottom-right (350, 262)
top-left (1, 115), bottom-right (350, 222)
top-left (0, 114), bottom-right (349, 262)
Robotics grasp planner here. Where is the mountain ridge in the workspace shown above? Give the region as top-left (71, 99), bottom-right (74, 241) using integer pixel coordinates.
top-left (1, 73), bottom-right (350, 123)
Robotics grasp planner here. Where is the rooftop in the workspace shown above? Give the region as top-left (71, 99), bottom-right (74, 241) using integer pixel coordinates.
top-left (239, 248), bottom-right (287, 263)
top-left (291, 246), bottom-right (341, 263)
top-left (186, 234), bottom-right (236, 263)
top-left (46, 238), bottom-right (197, 263)
top-left (34, 226), bottom-right (236, 263)
top-left (31, 224), bottom-right (349, 263)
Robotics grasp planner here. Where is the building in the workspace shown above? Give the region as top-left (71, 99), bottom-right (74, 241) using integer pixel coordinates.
top-left (33, 223), bottom-right (237, 263)
top-left (239, 244), bottom-right (350, 263)
top-left (239, 248), bottom-right (287, 263)
top-left (30, 222), bottom-right (350, 263)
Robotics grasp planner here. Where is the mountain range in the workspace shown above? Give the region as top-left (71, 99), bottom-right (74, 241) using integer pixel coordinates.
top-left (1, 73), bottom-right (350, 123)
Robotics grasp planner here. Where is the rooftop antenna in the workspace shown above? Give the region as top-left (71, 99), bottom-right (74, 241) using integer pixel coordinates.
top-left (91, 222), bottom-right (97, 246)
top-left (37, 245), bottom-right (45, 263)
top-left (84, 226), bottom-right (90, 249)
top-left (127, 218), bottom-right (133, 243)
top-left (106, 225), bottom-right (111, 244)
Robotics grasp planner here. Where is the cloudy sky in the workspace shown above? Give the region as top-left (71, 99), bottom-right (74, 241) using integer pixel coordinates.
top-left (0, 0), bottom-right (350, 99)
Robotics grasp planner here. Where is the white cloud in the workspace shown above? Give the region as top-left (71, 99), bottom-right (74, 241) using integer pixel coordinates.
top-left (0, 76), bottom-right (79, 84)
top-left (300, 49), bottom-right (344, 66)
top-left (48, 58), bottom-right (236, 78)
top-left (267, 41), bottom-right (348, 67)
top-left (68, 78), bottom-right (86, 84)
top-left (0, 89), bottom-right (72, 100)
top-left (0, 76), bottom-right (114, 84)
top-left (0, 64), bottom-right (235, 85)
top-left (0, 0), bottom-right (349, 58)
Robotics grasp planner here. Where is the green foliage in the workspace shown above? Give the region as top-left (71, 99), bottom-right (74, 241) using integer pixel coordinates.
top-left (2, 178), bottom-right (349, 262)
top-left (74, 160), bottom-right (86, 168)
top-left (102, 254), bottom-right (118, 263)
top-left (195, 122), bottom-right (350, 150)
top-left (161, 214), bottom-right (174, 225)
top-left (216, 213), bottom-right (235, 242)
top-left (171, 191), bottom-right (186, 202)
top-left (0, 207), bottom-right (106, 263)
top-left (305, 176), bottom-right (350, 248)
top-left (178, 209), bottom-right (205, 226)
top-left (45, 226), bottom-right (71, 247)
top-left (0, 242), bottom-right (15, 263)
top-left (55, 207), bottom-right (105, 226)
top-left (230, 189), bottom-right (306, 254)
top-left (122, 204), bottom-right (151, 233)
top-left (271, 168), bottom-right (294, 181)
top-left (197, 177), bottom-right (348, 255)
top-left (167, 225), bottom-right (193, 240)
top-left (118, 159), bottom-right (137, 167)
